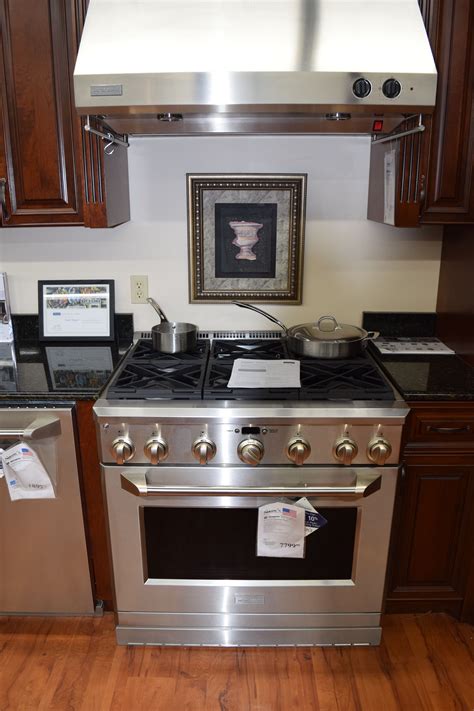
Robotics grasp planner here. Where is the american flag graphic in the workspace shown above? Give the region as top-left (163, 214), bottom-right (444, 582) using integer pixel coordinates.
top-left (282, 507), bottom-right (297, 519)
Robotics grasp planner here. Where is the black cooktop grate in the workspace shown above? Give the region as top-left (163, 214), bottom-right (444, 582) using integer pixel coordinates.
top-left (106, 338), bottom-right (395, 401)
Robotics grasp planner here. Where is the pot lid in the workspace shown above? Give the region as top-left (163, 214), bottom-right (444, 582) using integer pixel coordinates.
top-left (290, 316), bottom-right (367, 343)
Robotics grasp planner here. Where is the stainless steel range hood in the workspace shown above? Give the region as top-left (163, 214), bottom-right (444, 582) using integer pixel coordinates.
top-left (73, 0), bottom-right (437, 136)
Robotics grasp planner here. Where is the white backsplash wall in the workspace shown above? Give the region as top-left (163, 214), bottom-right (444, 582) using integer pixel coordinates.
top-left (0, 135), bottom-right (442, 331)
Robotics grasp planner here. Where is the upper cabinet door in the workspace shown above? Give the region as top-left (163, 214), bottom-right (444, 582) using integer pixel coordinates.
top-left (0, 0), bottom-right (83, 226)
top-left (420, 0), bottom-right (474, 224)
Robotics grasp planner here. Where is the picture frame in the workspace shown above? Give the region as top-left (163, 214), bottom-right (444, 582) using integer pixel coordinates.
top-left (38, 280), bottom-right (115, 342)
top-left (187, 174), bottom-right (307, 303)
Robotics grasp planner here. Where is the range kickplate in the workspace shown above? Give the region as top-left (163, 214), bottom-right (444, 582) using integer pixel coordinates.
top-left (298, 357), bottom-right (395, 401)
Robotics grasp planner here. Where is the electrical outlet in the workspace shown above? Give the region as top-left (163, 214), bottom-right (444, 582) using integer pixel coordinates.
top-left (130, 275), bottom-right (149, 304)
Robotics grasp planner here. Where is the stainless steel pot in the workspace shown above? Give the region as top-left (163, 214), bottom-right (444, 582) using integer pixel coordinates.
top-left (233, 302), bottom-right (379, 359)
top-left (147, 298), bottom-right (198, 353)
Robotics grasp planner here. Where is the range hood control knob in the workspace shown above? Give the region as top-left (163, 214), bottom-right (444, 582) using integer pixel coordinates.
top-left (192, 437), bottom-right (216, 465)
top-left (238, 438), bottom-right (264, 466)
top-left (287, 437), bottom-right (311, 466)
top-left (382, 78), bottom-right (402, 99)
top-left (144, 437), bottom-right (168, 465)
top-left (352, 77), bottom-right (372, 99)
top-left (334, 437), bottom-right (358, 465)
top-left (367, 437), bottom-right (392, 465)
top-left (111, 437), bottom-right (135, 465)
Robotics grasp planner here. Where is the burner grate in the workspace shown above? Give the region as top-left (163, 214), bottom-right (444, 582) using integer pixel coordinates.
top-left (210, 339), bottom-right (289, 360)
top-left (299, 358), bottom-right (394, 401)
top-left (203, 361), bottom-right (298, 401)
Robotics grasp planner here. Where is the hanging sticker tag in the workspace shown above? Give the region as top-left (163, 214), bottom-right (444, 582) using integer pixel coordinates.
top-left (294, 497), bottom-right (328, 536)
top-left (257, 501), bottom-right (305, 558)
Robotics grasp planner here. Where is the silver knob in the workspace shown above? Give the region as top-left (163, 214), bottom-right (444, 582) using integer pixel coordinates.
top-left (144, 437), bottom-right (168, 465)
top-left (287, 437), bottom-right (311, 466)
top-left (237, 438), bottom-right (264, 466)
top-left (111, 437), bottom-right (134, 465)
top-left (334, 437), bottom-right (358, 465)
top-left (367, 437), bottom-right (392, 465)
top-left (192, 437), bottom-right (216, 465)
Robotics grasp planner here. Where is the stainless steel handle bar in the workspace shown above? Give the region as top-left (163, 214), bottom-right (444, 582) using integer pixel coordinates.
top-left (120, 472), bottom-right (382, 498)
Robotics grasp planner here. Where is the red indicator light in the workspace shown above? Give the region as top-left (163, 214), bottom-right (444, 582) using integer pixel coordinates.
top-left (372, 120), bottom-right (384, 132)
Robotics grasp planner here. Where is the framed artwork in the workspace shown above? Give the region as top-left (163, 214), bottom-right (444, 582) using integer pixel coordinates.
top-left (38, 280), bottom-right (115, 341)
top-left (187, 174), bottom-right (307, 303)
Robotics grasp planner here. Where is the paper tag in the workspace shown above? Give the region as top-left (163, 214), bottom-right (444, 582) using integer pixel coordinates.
top-left (228, 359), bottom-right (301, 389)
top-left (0, 447), bottom-right (4, 478)
top-left (294, 497), bottom-right (328, 536)
top-left (1, 442), bottom-right (56, 501)
top-left (257, 501), bottom-right (305, 558)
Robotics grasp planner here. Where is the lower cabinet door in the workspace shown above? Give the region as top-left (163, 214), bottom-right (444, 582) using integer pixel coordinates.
top-left (386, 462), bottom-right (474, 617)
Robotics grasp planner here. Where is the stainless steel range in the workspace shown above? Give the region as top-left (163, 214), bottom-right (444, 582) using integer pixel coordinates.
top-left (94, 332), bottom-right (408, 647)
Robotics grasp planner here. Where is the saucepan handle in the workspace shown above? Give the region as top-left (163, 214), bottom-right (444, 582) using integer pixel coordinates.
top-left (366, 331), bottom-right (380, 340)
top-left (147, 297), bottom-right (168, 323)
top-left (232, 301), bottom-right (288, 335)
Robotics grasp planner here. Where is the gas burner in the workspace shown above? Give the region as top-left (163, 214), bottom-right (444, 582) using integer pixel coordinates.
top-left (299, 358), bottom-right (394, 401)
top-left (203, 362), bottom-right (298, 401)
top-left (130, 339), bottom-right (209, 362)
top-left (107, 361), bottom-right (205, 400)
top-left (210, 339), bottom-right (289, 360)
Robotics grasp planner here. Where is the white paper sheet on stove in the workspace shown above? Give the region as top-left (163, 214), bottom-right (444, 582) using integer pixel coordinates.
top-left (227, 358), bottom-right (301, 389)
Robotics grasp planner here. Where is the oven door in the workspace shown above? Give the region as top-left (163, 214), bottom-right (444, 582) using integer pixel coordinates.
top-left (103, 465), bottom-right (397, 618)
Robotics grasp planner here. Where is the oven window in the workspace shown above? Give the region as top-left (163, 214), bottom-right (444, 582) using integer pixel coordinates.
top-left (143, 507), bottom-right (357, 580)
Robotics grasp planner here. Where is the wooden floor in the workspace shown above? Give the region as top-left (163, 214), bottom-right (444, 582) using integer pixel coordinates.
top-left (0, 613), bottom-right (473, 711)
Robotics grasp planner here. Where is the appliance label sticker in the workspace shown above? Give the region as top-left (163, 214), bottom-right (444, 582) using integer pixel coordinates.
top-left (257, 501), bottom-right (305, 558)
top-left (384, 149), bottom-right (396, 225)
top-left (0, 442), bottom-right (56, 501)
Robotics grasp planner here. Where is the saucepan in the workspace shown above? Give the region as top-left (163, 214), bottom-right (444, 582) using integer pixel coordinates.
top-left (233, 302), bottom-right (379, 359)
top-left (147, 298), bottom-right (198, 353)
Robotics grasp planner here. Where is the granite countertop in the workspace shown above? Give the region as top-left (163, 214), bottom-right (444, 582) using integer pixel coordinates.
top-left (0, 314), bottom-right (133, 402)
top-left (363, 312), bottom-right (474, 402)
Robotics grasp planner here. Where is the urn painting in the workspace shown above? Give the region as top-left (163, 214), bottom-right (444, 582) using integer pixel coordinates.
top-left (187, 174), bottom-right (307, 303)
top-left (229, 221), bottom-right (263, 261)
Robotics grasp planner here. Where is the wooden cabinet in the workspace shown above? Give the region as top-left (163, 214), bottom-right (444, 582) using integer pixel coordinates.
top-left (386, 404), bottom-right (474, 621)
top-left (419, 0), bottom-right (474, 224)
top-left (0, 0), bottom-right (129, 228)
top-left (368, 0), bottom-right (474, 226)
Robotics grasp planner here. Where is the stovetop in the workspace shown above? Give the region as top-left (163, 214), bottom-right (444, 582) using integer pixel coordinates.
top-left (106, 338), bottom-right (395, 402)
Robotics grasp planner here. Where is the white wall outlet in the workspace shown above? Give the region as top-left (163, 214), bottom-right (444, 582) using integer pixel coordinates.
top-left (130, 275), bottom-right (149, 304)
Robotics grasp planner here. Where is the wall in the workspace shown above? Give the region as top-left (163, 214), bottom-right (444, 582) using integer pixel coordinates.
top-left (0, 135), bottom-right (442, 331)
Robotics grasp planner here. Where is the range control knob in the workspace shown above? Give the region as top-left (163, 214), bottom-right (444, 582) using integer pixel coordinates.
top-left (238, 438), bottom-right (264, 466)
top-left (287, 437), bottom-right (311, 466)
top-left (352, 77), bottom-right (372, 98)
top-left (111, 436), bottom-right (135, 465)
top-left (192, 437), bottom-right (217, 465)
top-left (144, 437), bottom-right (168, 465)
top-left (382, 78), bottom-right (402, 99)
top-left (334, 437), bottom-right (358, 465)
top-left (367, 437), bottom-right (392, 465)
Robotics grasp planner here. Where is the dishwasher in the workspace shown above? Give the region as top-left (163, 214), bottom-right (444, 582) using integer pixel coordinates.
top-left (0, 405), bottom-right (95, 614)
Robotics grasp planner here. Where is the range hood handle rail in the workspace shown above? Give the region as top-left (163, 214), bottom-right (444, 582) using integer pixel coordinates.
top-left (84, 116), bottom-right (129, 152)
top-left (372, 114), bottom-right (425, 145)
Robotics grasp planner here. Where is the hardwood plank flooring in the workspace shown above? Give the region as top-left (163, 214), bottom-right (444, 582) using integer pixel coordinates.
top-left (0, 614), bottom-right (473, 711)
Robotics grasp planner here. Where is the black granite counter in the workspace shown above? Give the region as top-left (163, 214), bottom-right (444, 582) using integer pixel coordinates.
top-left (0, 314), bottom-right (133, 401)
top-left (363, 312), bottom-right (474, 402)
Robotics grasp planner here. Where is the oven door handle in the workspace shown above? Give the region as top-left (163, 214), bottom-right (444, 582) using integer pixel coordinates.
top-left (0, 416), bottom-right (61, 440)
top-left (120, 471), bottom-right (382, 498)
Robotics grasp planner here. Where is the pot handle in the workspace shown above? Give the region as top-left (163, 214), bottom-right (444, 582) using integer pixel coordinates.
top-left (147, 297), bottom-right (168, 323)
top-left (316, 315), bottom-right (342, 332)
top-left (366, 331), bottom-right (380, 341)
top-left (232, 301), bottom-right (288, 335)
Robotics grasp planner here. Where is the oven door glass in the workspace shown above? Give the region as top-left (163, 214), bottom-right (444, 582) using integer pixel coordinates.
top-left (143, 506), bottom-right (357, 580)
